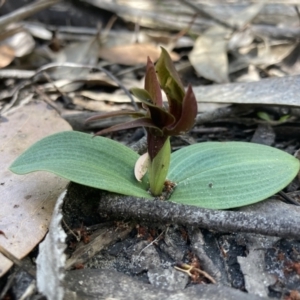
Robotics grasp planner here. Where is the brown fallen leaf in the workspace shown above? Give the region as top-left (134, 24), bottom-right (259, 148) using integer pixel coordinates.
top-left (0, 45), bottom-right (15, 68)
top-left (99, 43), bottom-right (179, 65)
top-left (0, 101), bottom-right (71, 277)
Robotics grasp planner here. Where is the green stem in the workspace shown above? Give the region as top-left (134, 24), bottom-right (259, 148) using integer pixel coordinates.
top-left (149, 137), bottom-right (171, 196)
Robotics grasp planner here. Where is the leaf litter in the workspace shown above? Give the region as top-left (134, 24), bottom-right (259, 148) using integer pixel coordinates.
top-left (1, 0), bottom-right (300, 299)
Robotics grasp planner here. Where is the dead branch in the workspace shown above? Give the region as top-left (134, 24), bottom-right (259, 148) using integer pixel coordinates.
top-left (98, 194), bottom-right (300, 240)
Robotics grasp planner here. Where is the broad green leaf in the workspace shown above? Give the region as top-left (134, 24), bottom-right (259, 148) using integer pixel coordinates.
top-left (168, 142), bottom-right (300, 209)
top-left (10, 131), bottom-right (151, 199)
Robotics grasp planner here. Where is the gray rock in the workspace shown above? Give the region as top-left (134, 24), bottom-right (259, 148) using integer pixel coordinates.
top-left (65, 269), bottom-right (270, 300)
top-left (148, 266), bottom-right (188, 291)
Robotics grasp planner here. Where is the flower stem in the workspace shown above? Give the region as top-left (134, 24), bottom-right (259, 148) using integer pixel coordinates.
top-left (149, 137), bottom-right (171, 196)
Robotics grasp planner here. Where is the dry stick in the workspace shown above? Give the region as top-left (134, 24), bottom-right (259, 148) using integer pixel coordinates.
top-left (1, 79), bottom-right (31, 113)
top-left (33, 62), bottom-right (147, 137)
top-left (0, 244), bottom-right (36, 277)
top-left (0, 26), bottom-right (24, 42)
top-left (251, 24), bottom-right (300, 40)
top-left (0, 0), bottom-right (61, 31)
top-left (193, 75), bottom-right (300, 107)
top-left (0, 69), bottom-right (35, 79)
top-left (34, 86), bottom-right (62, 114)
top-left (278, 191), bottom-right (300, 206)
top-left (174, 264), bottom-right (216, 284)
top-left (98, 194), bottom-right (300, 240)
top-left (180, 0), bottom-right (236, 30)
top-left (195, 106), bottom-right (235, 125)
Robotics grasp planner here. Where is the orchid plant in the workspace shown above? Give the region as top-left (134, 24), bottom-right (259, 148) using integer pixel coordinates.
top-left (86, 48), bottom-right (197, 196)
top-left (10, 48), bottom-right (300, 209)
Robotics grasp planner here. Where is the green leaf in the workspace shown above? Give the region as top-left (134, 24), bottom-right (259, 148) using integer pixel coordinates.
top-left (278, 115), bottom-right (290, 122)
top-left (10, 131), bottom-right (151, 199)
top-left (155, 47), bottom-right (185, 120)
top-left (257, 111), bottom-right (272, 121)
top-left (131, 88), bottom-right (153, 104)
top-left (168, 142), bottom-right (300, 209)
top-left (149, 137), bottom-right (171, 196)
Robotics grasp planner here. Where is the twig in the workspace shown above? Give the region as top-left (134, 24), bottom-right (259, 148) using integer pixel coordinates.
top-left (1, 79), bottom-right (31, 113)
top-left (98, 194), bottom-right (300, 240)
top-left (295, 5), bottom-right (300, 24)
top-left (136, 230), bottom-right (165, 260)
top-left (195, 105), bottom-right (248, 125)
top-left (180, 0), bottom-right (236, 30)
top-left (34, 86), bottom-right (62, 114)
top-left (0, 0), bottom-right (61, 31)
top-left (188, 228), bottom-right (224, 283)
top-left (0, 26), bottom-right (23, 43)
top-left (193, 75), bottom-right (300, 107)
top-left (278, 191), bottom-right (300, 206)
top-left (0, 244), bottom-right (36, 277)
top-left (0, 69), bottom-right (35, 79)
top-left (175, 263), bottom-right (216, 284)
top-left (62, 218), bottom-right (80, 242)
top-left (251, 24), bottom-right (300, 40)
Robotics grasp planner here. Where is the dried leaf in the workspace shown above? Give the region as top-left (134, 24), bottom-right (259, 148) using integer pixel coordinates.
top-left (189, 26), bottom-right (231, 83)
top-left (51, 36), bottom-right (100, 92)
top-left (5, 31), bottom-right (35, 57)
top-left (227, 28), bottom-right (254, 51)
top-left (23, 22), bottom-right (52, 40)
top-left (99, 43), bottom-right (179, 65)
top-left (256, 42), bottom-right (296, 66)
top-left (235, 65), bottom-right (260, 83)
top-left (230, 42), bottom-right (296, 73)
top-left (0, 45), bottom-right (15, 68)
top-left (134, 152), bottom-right (149, 182)
top-left (281, 42), bottom-right (300, 75)
top-left (227, 1), bottom-right (266, 29)
top-left (0, 102), bottom-right (71, 276)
